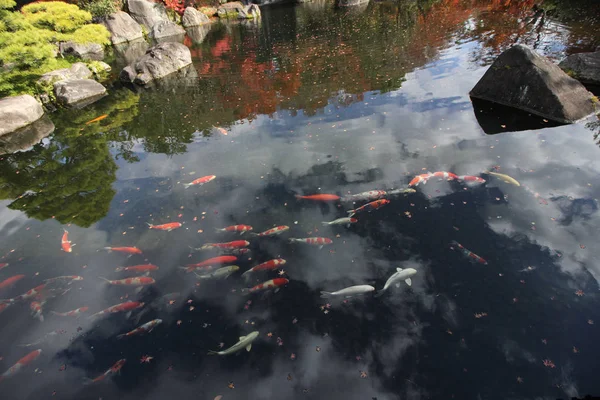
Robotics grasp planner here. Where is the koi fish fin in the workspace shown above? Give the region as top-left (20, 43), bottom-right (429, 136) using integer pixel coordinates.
top-left (207, 350), bottom-right (220, 355)
top-left (239, 336), bottom-right (246, 341)
top-left (396, 267), bottom-right (403, 272)
top-left (347, 210), bottom-right (356, 217)
top-left (320, 291), bottom-right (332, 298)
top-left (246, 344), bottom-right (252, 352)
top-left (248, 232), bottom-right (258, 238)
top-left (214, 228), bottom-right (224, 233)
top-left (143, 272), bottom-right (150, 277)
top-left (294, 195), bottom-right (303, 200)
top-left (134, 287), bottom-right (144, 295)
top-left (241, 270), bottom-right (251, 280)
top-left (183, 183), bottom-right (193, 189)
top-left (50, 311), bottom-right (60, 316)
top-left (116, 334), bottom-right (126, 340)
top-left (274, 288), bottom-right (280, 294)
top-left (125, 311), bottom-right (132, 319)
top-left (374, 290), bottom-right (386, 298)
top-left (321, 222), bottom-right (330, 226)
top-left (38, 314), bottom-right (44, 322)
top-left (99, 277), bottom-right (111, 284)
top-left (319, 246), bottom-right (323, 250)
top-left (102, 247), bottom-right (112, 252)
top-left (405, 278), bottom-right (412, 286)
top-left (240, 231), bottom-right (246, 235)
top-left (240, 288), bottom-right (250, 295)
top-left (146, 223), bottom-right (153, 228)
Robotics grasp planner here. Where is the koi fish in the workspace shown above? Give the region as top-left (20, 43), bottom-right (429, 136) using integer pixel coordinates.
top-left (208, 331), bottom-right (259, 355)
top-left (181, 255), bottom-right (238, 273)
top-left (241, 259), bottom-right (286, 279)
top-left (458, 175), bottom-right (486, 186)
top-left (0, 275), bottom-right (25, 291)
top-left (295, 194), bottom-right (340, 201)
top-left (51, 306), bottom-right (88, 317)
top-left (100, 276), bottom-right (155, 286)
top-left (0, 349), bottom-right (42, 383)
top-left (242, 278), bottom-right (289, 294)
top-left (347, 199), bottom-right (390, 217)
top-left (89, 301), bottom-right (145, 319)
top-left (117, 319), bottom-right (162, 339)
top-left (486, 171), bottom-right (520, 186)
top-left (251, 226), bottom-right (290, 237)
top-left (375, 267), bottom-right (417, 297)
top-left (430, 171), bottom-right (459, 181)
top-left (85, 114), bottom-right (108, 125)
top-left (288, 237), bottom-right (332, 249)
top-left (13, 283), bottom-right (47, 302)
top-left (195, 240), bottom-right (250, 251)
top-left (85, 359), bottom-right (126, 384)
top-left (341, 190), bottom-right (387, 203)
top-left (146, 222), bottom-right (182, 231)
top-left (61, 229), bottom-right (72, 253)
top-left (215, 225), bottom-right (253, 235)
top-left (195, 265), bottom-right (239, 280)
top-left (18, 330), bottom-right (65, 347)
top-left (320, 285), bottom-right (375, 298)
top-left (450, 241), bottom-right (488, 265)
top-left (0, 263), bottom-right (9, 270)
top-left (114, 264), bottom-right (159, 273)
top-left (43, 275), bottom-right (83, 284)
top-left (102, 246), bottom-right (142, 255)
top-left (0, 300), bottom-right (12, 314)
top-left (230, 248), bottom-right (251, 256)
top-left (214, 126), bottom-right (228, 136)
top-left (30, 300), bottom-right (45, 322)
top-left (183, 175), bottom-right (216, 189)
top-left (386, 188), bottom-right (416, 196)
top-left (409, 173), bottom-right (433, 186)
top-left (321, 217), bottom-right (357, 226)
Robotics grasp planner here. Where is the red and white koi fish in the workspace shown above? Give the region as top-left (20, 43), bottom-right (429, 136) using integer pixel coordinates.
top-left (13, 283), bottom-right (47, 302)
top-left (115, 264), bottom-right (158, 273)
top-left (321, 217), bottom-right (357, 226)
top-left (288, 237), bottom-right (332, 249)
top-left (181, 255), bottom-right (237, 273)
top-left (102, 246), bottom-right (142, 255)
top-left (341, 190), bottom-right (387, 203)
top-left (347, 199), bottom-right (390, 217)
top-left (195, 240), bottom-right (249, 251)
top-left (295, 194), bottom-right (340, 201)
top-left (242, 278), bottom-right (289, 294)
top-left (0, 274), bottom-right (25, 291)
top-left (450, 241), bottom-right (488, 265)
top-left (430, 171), bottom-right (459, 181)
top-left (0, 263), bottom-right (9, 270)
top-left (51, 306), bottom-right (89, 317)
top-left (242, 259), bottom-right (286, 279)
top-left (251, 226), bottom-right (290, 237)
top-left (117, 319), bottom-right (162, 339)
top-left (30, 300), bottom-right (46, 322)
top-left (44, 275), bottom-right (83, 284)
top-left (89, 301), bottom-right (145, 319)
top-left (458, 175), bottom-right (486, 186)
top-left (146, 222), bottom-right (182, 231)
top-left (183, 175), bottom-right (216, 189)
top-left (61, 229), bottom-right (72, 253)
top-left (85, 359), bottom-right (126, 384)
top-left (215, 225), bottom-right (253, 235)
top-left (100, 276), bottom-right (155, 286)
top-left (18, 329), bottom-right (66, 347)
top-left (409, 173), bottom-right (433, 187)
top-left (214, 126), bottom-right (228, 136)
top-left (0, 349), bottom-right (42, 383)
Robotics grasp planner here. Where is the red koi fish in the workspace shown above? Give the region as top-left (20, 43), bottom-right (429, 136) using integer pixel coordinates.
top-left (61, 229), bottom-right (72, 253)
top-left (100, 276), bottom-right (155, 286)
top-left (44, 275), bottom-right (83, 284)
top-left (409, 173), bottom-right (433, 187)
top-left (242, 259), bottom-right (286, 279)
top-left (341, 190), bottom-right (387, 203)
top-left (252, 226), bottom-right (290, 237)
top-left (243, 278), bottom-right (289, 294)
top-left (450, 241), bottom-right (488, 265)
top-left (181, 255), bottom-right (238, 273)
top-left (215, 225), bottom-right (253, 234)
top-left (117, 319), bottom-right (162, 339)
top-left (86, 359), bottom-right (126, 384)
top-left (103, 246), bottom-right (142, 255)
top-left (183, 175), bottom-right (216, 189)
top-left (0, 263), bottom-right (9, 271)
top-left (458, 176), bottom-right (486, 185)
top-left (115, 264), bottom-right (158, 273)
top-left (295, 194), bottom-right (340, 201)
top-left (30, 300), bottom-right (45, 322)
top-left (146, 222), bottom-right (182, 231)
top-left (0, 349), bottom-right (42, 383)
top-left (196, 240), bottom-right (250, 251)
top-left (288, 237), bottom-right (332, 249)
top-left (0, 275), bottom-right (25, 291)
top-left (89, 301), bottom-right (145, 319)
top-left (347, 199), bottom-right (390, 217)
top-left (51, 306), bottom-right (88, 317)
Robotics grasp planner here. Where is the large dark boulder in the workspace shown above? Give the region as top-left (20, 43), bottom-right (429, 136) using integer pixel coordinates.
top-left (0, 95), bottom-right (45, 137)
top-left (470, 44), bottom-right (596, 124)
top-left (182, 7), bottom-right (210, 28)
top-left (149, 20), bottom-right (185, 41)
top-left (59, 41), bottom-right (104, 61)
top-left (559, 51), bottom-right (600, 86)
top-left (120, 42), bottom-right (192, 85)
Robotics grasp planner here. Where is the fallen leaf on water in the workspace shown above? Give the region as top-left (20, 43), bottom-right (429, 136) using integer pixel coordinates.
top-left (228, 382), bottom-right (235, 389)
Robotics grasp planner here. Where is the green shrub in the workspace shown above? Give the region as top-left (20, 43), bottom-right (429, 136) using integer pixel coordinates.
top-left (79, 0), bottom-right (118, 21)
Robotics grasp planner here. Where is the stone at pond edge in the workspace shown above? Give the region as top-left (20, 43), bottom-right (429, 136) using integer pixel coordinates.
top-left (150, 20), bottom-right (186, 40)
top-left (54, 79), bottom-right (107, 108)
top-left (120, 42), bottom-right (192, 85)
top-left (59, 41), bottom-right (104, 61)
top-left (470, 44), bottom-right (596, 124)
top-left (0, 115), bottom-right (55, 155)
top-left (0, 95), bottom-right (45, 137)
top-left (559, 51), bottom-right (600, 86)
top-left (127, 0), bottom-right (169, 30)
top-left (182, 7), bottom-right (211, 28)
top-left (217, 2), bottom-right (260, 19)
top-left (102, 11), bottom-right (144, 45)
top-left (38, 63), bottom-right (93, 85)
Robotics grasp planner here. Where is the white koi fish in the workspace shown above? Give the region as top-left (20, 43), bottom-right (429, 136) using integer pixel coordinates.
top-left (341, 190), bottom-right (387, 203)
top-left (208, 331), bottom-right (259, 355)
top-left (321, 217), bottom-right (357, 226)
top-left (485, 171), bottom-right (520, 186)
top-left (375, 267), bottom-right (417, 297)
top-left (320, 285), bottom-right (375, 298)
top-left (195, 265), bottom-right (239, 280)
top-left (117, 319), bottom-right (162, 339)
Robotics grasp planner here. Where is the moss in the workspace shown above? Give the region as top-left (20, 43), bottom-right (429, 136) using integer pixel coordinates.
top-left (86, 60), bottom-right (111, 81)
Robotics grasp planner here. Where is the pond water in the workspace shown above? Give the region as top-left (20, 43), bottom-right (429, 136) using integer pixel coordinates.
top-left (1, 0), bottom-right (600, 399)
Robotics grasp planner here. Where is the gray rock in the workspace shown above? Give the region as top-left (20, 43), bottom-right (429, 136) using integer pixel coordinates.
top-left (338, 0), bottom-right (368, 6)
top-left (150, 20), bottom-right (186, 40)
top-left (0, 115), bottom-right (55, 155)
top-left (246, 4), bottom-right (260, 19)
top-left (120, 42), bottom-right (192, 85)
top-left (182, 7), bottom-right (210, 27)
top-left (54, 79), bottom-right (107, 108)
top-left (102, 11), bottom-right (144, 45)
top-left (0, 95), bottom-right (45, 137)
top-left (114, 40), bottom-right (150, 65)
top-left (186, 24), bottom-right (211, 44)
top-left (217, 2), bottom-right (258, 19)
top-left (559, 51), bottom-right (600, 86)
top-left (89, 61), bottom-right (112, 77)
top-left (470, 44), bottom-right (596, 124)
top-left (127, 0), bottom-right (169, 29)
top-left (59, 41), bottom-right (104, 61)
top-left (38, 63), bottom-right (93, 85)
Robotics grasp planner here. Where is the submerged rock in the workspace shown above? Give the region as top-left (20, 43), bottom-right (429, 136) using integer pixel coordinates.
top-left (120, 42), bottom-right (192, 85)
top-left (114, 40), bottom-right (150, 65)
top-left (127, 0), bottom-right (169, 29)
top-left (186, 24), bottom-right (212, 44)
top-left (0, 115), bottom-right (55, 155)
top-left (150, 20), bottom-right (186, 40)
top-left (559, 51), bottom-right (600, 86)
top-left (102, 11), bottom-right (144, 45)
top-left (54, 79), bottom-right (107, 108)
top-left (0, 95), bottom-right (45, 137)
top-left (470, 44), bottom-right (596, 124)
top-left (59, 41), bottom-right (104, 61)
top-left (182, 7), bottom-right (210, 27)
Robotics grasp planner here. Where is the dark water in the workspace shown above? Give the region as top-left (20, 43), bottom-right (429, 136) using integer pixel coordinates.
top-left (1, 1), bottom-right (600, 399)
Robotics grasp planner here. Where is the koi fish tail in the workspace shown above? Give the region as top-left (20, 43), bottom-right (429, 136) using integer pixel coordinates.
top-left (214, 228), bottom-right (225, 232)
top-left (294, 195), bottom-right (303, 200)
top-left (320, 222), bottom-right (330, 226)
top-left (374, 290), bottom-right (386, 298)
top-left (82, 377), bottom-right (94, 386)
top-left (50, 311), bottom-right (61, 316)
top-left (116, 334), bottom-right (126, 340)
top-left (114, 267), bottom-right (124, 272)
top-left (240, 288), bottom-right (251, 295)
top-left (346, 210), bottom-right (356, 217)
top-left (146, 222), bottom-right (154, 228)
top-left (102, 247), bottom-right (113, 253)
top-left (207, 350), bottom-right (220, 355)
top-left (320, 291), bottom-right (333, 299)
top-left (247, 232), bottom-right (259, 237)
top-left (99, 277), bottom-right (111, 284)
top-left (183, 183), bottom-right (193, 189)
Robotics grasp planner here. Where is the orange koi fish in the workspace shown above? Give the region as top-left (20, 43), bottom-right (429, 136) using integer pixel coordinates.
top-left (347, 199), bottom-right (390, 217)
top-left (241, 259), bottom-right (286, 279)
top-left (85, 359), bottom-right (126, 384)
top-left (252, 226), bottom-right (290, 237)
top-left (183, 175), bottom-right (216, 189)
top-left (0, 349), bottom-right (42, 383)
top-left (0, 274), bottom-right (25, 291)
top-left (103, 246), bottom-right (143, 255)
top-left (458, 175), bottom-right (486, 186)
top-left (61, 229), bottom-right (73, 253)
top-left (288, 237), bottom-right (332, 249)
top-left (431, 171), bottom-right (459, 181)
top-left (341, 190), bottom-right (387, 203)
top-left (51, 306), bottom-right (88, 317)
top-left (295, 194), bottom-right (340, 201)
top-left (84, 114), bottom-right (108, 125)
top-left (100, 276), bottom-right (155, 286)
top-left (196, 240), bottom-right (250, 251)
top-left (89, 301), bottom-right (145, 319)
top-left (117, 319), bottom-right (162, 339)
top-left (409, 173), bottom-right (432, 186)
top-left (242, 278), bottom-right (289, 294)
top-left (215, 225), bottom-right (253, 235)
top-left (115, 264), bottom-right (158, 273)
top-left (146, 222), bottom-right (182, 231)
top-left (181, 255), bottom-right (238, 273)
top-left (30, 300), bottom-right (45, 322)
top-left (215, 127), bottom-right (228, 136)
top-left (450, 241), bottom-right (488, 265)
top-left (0, 263), bottom-right (9, 270)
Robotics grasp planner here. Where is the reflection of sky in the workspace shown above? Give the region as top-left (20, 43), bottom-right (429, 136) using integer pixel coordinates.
top-left (2, 3), bottom-right (600, 400)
